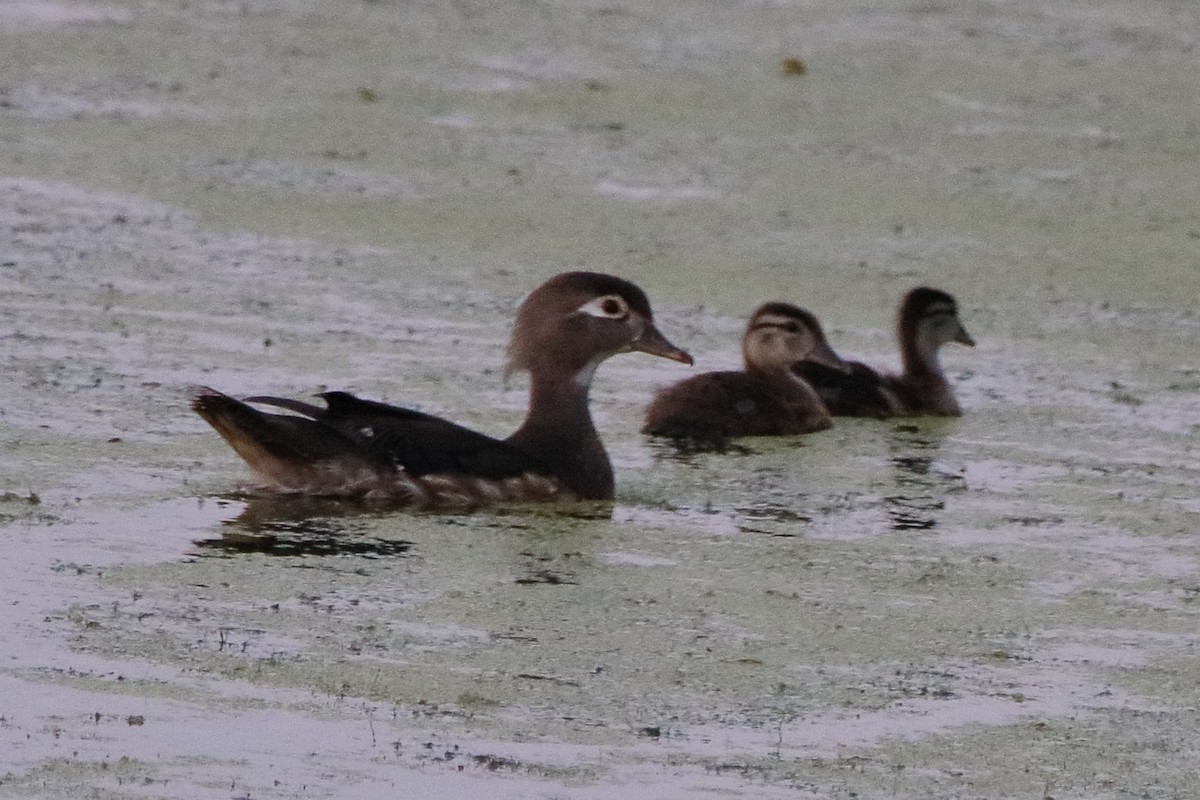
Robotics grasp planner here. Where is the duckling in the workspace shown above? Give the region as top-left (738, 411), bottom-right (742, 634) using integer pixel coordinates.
top-left (641, 302), bottom-right (845, 441)
top-left (191, 271), bottom-right (692, 506)
top-left (794, 287), bottom-right (974, 417)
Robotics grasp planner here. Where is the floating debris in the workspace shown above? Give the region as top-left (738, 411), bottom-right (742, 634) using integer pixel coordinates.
top-left (780, 57), bottom-right (807, 76)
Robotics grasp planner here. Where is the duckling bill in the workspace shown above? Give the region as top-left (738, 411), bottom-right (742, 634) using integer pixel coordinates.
top-left (642, 302), bottom-right (844, 442)
top-left (191, 272), bottom-right (692, 507)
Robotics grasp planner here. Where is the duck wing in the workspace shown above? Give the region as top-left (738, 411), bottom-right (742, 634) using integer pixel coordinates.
top-left (311, 391), bottom-right (543, 479)
top-left (793, 361), bottom-right (896, 417)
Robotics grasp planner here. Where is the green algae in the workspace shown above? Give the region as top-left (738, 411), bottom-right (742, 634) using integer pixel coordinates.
top-left (2, 1), bottom-right (1199, 798)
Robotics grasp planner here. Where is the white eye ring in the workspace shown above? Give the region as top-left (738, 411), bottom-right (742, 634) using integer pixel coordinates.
top-left (578, 294), bottom-right (630, 319)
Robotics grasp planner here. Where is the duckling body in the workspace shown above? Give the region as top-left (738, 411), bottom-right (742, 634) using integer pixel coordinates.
top-left (191, 272), bottom-right (692, 506)
top-left (794, 287), bottom-right (974, 417)
top-left (642, 302), bottom-right (842, 441)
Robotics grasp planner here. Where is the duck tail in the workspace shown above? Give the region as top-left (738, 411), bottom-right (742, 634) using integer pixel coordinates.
top-left (189, 386), bottom-right (368, 491)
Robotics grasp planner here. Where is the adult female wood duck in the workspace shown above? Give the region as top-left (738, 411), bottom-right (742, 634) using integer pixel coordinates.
top-left (641, 302), bottom-right (845, 442)
top-left (191, 272), bottom-right (692, 506)
top-left (793, 287), bottom-right (974, 417)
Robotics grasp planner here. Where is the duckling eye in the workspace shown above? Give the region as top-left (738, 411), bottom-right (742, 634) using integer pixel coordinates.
top-left (782, 321), bottom-right (800, 334)
top-left (579, 294), bottom-right (630, 319)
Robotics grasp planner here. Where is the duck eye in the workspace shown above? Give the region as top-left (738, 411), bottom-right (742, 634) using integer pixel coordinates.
top-left (580, 295), bottom-right (630, 319)
top-left (782, 321), bottom-right (800, 334)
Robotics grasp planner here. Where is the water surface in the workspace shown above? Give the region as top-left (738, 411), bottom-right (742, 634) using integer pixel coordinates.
top-left (2, 1), bottom-right (1198, 797)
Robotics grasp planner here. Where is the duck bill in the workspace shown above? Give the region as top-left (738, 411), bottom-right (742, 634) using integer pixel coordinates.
top-left (806, 339), bottom-right (851, 373)
top-left (632, 324), bottom-right (693, 365)
top-left (954, 324), bottom-right (976, 347)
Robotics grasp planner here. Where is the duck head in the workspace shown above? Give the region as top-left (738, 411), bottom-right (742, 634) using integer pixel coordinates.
top-left (505, 271), bottom-right (693, 385)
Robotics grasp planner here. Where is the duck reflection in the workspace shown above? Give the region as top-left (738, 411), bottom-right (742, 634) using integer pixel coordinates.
top-left (192, 494), bottom-right (614, 559)
top-left (644, 435), bottom-right (756, 461)
top-left (884, 422), bottom-right (965, 531)
top-left (193, 494), bottom-right (415, 558)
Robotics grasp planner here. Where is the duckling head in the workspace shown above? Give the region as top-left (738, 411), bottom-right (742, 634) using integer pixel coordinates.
top-left (742, 302), bottom-right (846, 375)
top-left (900, 287), bottom-right (975, 359)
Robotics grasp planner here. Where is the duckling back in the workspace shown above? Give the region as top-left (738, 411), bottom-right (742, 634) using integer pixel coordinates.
top-left (642, 369), bottom-right (832, 441)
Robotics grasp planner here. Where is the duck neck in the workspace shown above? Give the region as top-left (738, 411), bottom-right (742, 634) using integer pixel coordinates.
top-left (897, 332), bottom-right (960, 414)
top-left (506, 368), bottom-right (613, 500)
top-left (900, 332), bottom-right (943, 381)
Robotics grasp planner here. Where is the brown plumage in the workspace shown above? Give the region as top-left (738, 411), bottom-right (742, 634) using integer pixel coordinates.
top-left (642, 302), bottom-right (844, 442)
top-left (794, 287), bottom-right (975, 417)
top-left (191, 272), bottom-right (692, 507)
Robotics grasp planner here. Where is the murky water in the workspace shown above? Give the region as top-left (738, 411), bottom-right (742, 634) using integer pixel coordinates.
top-left (2, 1), bottom-right (1198, 797)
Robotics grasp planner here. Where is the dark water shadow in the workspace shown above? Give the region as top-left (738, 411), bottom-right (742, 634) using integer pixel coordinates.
top-left (192, 493), bottom-right (615, 559)
top-left (513, 548), bottom-right (580, 585)
top-left (884, 423), bottom-right (965, 531)
top-left (733, 504), bottom-right (813, 537)
top-left (193, 494), bottom-right (415, 559)
top-left (194, 530), bottom-right (416, 558)
top-left (644, 435), bottom-right (757, 463)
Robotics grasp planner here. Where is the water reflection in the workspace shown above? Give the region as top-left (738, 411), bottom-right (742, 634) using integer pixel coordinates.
top-left (192, 494), bottom-right (614, 560)
top-left (193, 495), bottom-right (414, 558)
top-left (193, 530), bottom-right (415, 558)
top-left (223, 494), bottom-right (392, 530)
top-left (514, 549), bottom-right (580, 585)
top-left (644, 436), bottom-right (756, 463)
top-left (884, 422), bottom-right (965, 531)
top-left (734, 504), bottom-right (812, 537)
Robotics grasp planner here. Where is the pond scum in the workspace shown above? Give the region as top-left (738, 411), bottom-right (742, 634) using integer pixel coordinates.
top-left (2, 1), bottom-right (1199, 797)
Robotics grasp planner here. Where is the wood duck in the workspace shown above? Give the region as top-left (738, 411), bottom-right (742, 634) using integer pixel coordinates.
top-left (641, 302), bottom-right (845, 441)
top-left (191, 272), bottom-right (693, 506)
top-left (794, 287), bottom-right (974, 417)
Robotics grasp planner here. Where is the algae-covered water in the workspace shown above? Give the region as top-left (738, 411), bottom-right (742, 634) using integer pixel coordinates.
top-left (2, 1), bottom-right (1199, 797)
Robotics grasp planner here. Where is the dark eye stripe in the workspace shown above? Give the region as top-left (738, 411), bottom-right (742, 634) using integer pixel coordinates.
top-left (920, 306), bottom-right (957, 320)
